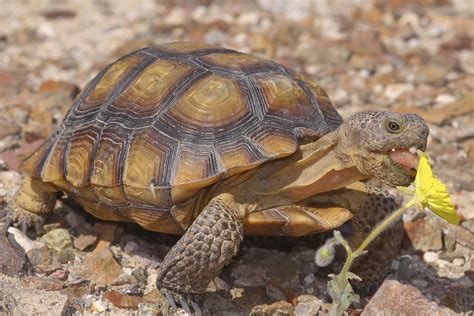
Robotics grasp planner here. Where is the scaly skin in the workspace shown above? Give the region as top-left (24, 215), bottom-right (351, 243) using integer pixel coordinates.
top-left (156, 195), bottom-right (243, 314)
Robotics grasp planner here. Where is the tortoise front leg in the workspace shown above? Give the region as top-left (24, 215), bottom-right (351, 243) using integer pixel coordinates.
top-left (156, 193), bottom-right (243, 314)
top-left (3, 176), bottom-right (58, 233)
top-left (307, 181), bottom-right (402, 294)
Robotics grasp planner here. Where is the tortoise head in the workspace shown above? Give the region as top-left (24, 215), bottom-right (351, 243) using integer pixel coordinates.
top-left (337, 111), bottom-right (429, 187)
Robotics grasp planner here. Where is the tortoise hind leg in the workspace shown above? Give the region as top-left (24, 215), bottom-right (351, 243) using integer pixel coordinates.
top-left (3, 176), bottom-right (58, 233)
top-left (156, 193), bottom-right (243, 314)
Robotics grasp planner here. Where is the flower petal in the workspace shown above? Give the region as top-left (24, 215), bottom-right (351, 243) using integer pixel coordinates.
top-left (415, 153), bottom-right (460, 225)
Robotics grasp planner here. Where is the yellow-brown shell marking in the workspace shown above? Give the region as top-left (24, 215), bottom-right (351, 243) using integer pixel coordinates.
top-left (22, 43), bottom-right (343, 234)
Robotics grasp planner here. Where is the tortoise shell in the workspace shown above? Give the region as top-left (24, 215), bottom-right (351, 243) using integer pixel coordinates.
top-left (22, 42), bottom-right (343, 234)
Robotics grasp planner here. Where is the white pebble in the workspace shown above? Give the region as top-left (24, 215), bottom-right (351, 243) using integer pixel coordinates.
top-left (91, 300), bottom-right (106, 313)
top-left (452, 258), bottom-right (464, 266)
top-left (423, 251), bottom-right (438, 263)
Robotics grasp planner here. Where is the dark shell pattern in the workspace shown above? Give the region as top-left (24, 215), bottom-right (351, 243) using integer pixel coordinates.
top-left (22, 42), bottom-right (343, 233)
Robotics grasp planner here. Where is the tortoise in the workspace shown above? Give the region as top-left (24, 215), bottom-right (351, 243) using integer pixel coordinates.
top-left (5, 42), bottom-right (428, 313)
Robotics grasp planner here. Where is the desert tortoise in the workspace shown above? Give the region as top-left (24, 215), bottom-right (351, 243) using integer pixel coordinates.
top-left (5, 42), bottom-right (428, 312)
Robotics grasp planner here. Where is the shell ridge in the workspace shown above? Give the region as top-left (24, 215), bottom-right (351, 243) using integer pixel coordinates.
top-left (237, 77), bottom-right (266, 121)
top-left (37, 126), bottom-right (65, 179)
top-left (297, 79), bottom-right (343, 130)
top-left (95, 55), bottom-right (156, 123)
top-left (82, 56), bottom-right (155, 187)
top-left (64, 64), bottom-right (112, 126)
top-left (150, 69), bottom-right (210, 125)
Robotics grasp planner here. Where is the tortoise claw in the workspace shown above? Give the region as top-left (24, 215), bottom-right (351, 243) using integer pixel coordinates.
top-left (162, 288), bottom-right (202, 315)
top-left (20, 220), bottom-right (29, 234)
top-left (2, 217), bottom-right (12, 235)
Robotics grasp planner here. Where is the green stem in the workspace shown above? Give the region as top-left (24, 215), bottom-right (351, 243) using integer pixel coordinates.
top-left (336, 198), bottom-right (416, 291)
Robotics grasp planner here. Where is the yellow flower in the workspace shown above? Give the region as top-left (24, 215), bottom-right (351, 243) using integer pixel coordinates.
top-left (414, 153), bottom-right (460, 225)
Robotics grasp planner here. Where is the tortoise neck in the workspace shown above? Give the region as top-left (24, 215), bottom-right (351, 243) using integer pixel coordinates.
top-left (227, 131), bottom-right (368, 214)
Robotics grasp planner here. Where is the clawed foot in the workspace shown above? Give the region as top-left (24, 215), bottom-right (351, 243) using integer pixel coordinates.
top-left (1, 204), bottom-right (45, 235)
top-left (161, 288), bottom-right (202, 316)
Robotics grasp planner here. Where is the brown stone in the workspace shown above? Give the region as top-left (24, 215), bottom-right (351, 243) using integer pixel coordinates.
top-left (404, 217), bottom-right (443, 251)
top-left (0, 69), bottom-right (25, 97)
top-left (38, 80), bottom-right (80, 99)
top-left (103, 290), bottom-right (161, 310)
top-left (0, 139), bottom-right (45, 171)
top-left (79, 248), bottom-right (122, 285)
top-left (91, 223), bottom-right (120, 253)
top-left (73, 233), bottom-right (98, 251)
top-left (362, 280), bottom-right (451, 315)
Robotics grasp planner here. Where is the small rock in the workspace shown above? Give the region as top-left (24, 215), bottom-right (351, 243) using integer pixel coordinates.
top-left (79, 248), bottom-right (123, 285)
top-left (103, 290), bottom-right (159, 310)
top-left (49, 269), bottom-right (69, 281)
top-left (40, 228), bottom-right (72, 250)
top-left (7, 227), bottom-right (44, 253)
top-left (27, 247), bottom-right (62, 274)
top-left (383, 83), bottom-right (413, 101)
top-left (92, 223), bottom-right (120, 252)
top-left (0, 234), bottom-right (26, 276)
top-left (452, 258), bottom-right (465, 267)
top-left (450, 225), bottom-right (474, 250)
top-left (91, 300), bottom-right (107, 313)
top-left (362, 280), bottom-right (451, 315)
top-left (73, 233), bottom-right (98, 251)
top-left (250, 301), bottom-right (294, 316)
top-left (404, 217), bottom-right (443, 251)
top-left (38, 80), bottom-right (80, 99)
top-left (423, 251), bottom-right (439, 263)
top-left (0, 69), bottom-right (25, 97)
top-left (295, 295), bottom-right (322, 316)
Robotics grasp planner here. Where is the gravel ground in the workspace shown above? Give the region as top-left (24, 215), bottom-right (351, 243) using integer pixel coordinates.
top-left (0, 0), bottom-right (473, 315)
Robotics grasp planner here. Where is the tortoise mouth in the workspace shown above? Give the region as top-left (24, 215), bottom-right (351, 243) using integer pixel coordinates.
top-left (387, 147), bottom-right (420, 178)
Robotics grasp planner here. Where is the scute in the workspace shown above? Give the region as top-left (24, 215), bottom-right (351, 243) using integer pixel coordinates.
top-left (21, 42), bottom-right (343, 233)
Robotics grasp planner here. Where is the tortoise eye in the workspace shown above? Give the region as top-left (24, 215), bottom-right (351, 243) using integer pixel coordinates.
top-left (387, 120), bottom-right (401, 133)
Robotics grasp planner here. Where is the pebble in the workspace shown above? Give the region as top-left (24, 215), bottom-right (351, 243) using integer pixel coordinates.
top-left (383, 83), bottom-right (414, 100)
top-left (40, 228), bottom-right (72, 250)
top-left (362, 280), bottom-right (450, 315)
top-left (423, 251), bottom-right (439, 263)
top-left (295, 295), bottom-right (323, 316)
top-left (91, 300), bottom-right (107, 313)
top-left (404, 217), bottom-right (443, 251)
top-left (453, 258), bottom-right (465, 266)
